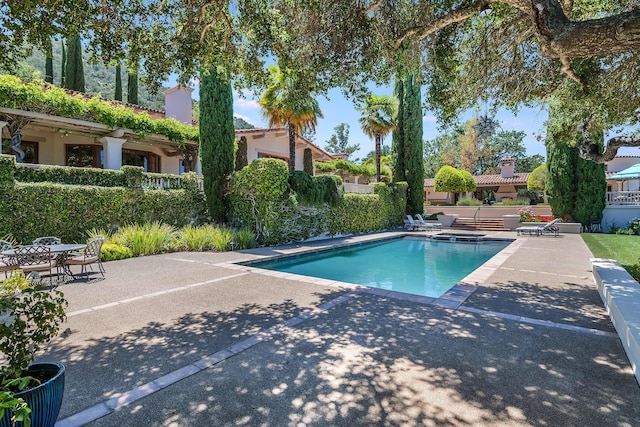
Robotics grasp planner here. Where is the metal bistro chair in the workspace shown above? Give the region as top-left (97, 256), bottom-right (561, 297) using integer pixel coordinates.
top-left (0, 240), bottom-right (19, 278)
top-left (14, 245), bottom-right (55, 284)
top-left (64, 236), bottom-right (105, 280)
top-left (32, 236), bottom-right (62, 245)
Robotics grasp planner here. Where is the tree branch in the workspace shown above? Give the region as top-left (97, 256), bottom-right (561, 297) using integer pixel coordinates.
top-left (393, 0), bottom-right (492, 50)
top-left (394, 0), bottom-right (640, 60)
top-left (577, 119), bottom-right (640, 163)
top-left (364, 0), bottom-right (384, 15)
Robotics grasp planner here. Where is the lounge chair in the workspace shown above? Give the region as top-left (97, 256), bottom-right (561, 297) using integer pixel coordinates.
top-left (516, 218), bottom-right (561, 237)
top-left (405, 215), bottom-right (430, 231)
top-left (415, 214), bottom-right (443, 231)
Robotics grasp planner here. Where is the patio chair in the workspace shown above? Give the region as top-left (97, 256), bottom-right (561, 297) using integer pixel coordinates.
top-left (0, 240), bottom-right (18, 278)
top-left (415, 214), bottom-right (443, 231)
top-left (32, 236), bottom-right (62, 245)
top-left (14, 245), bottom-right (55, 284)
top-left (64, 236), bottom-right (105, 280)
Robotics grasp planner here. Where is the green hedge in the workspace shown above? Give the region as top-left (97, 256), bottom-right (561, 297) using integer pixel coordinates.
top-left (228, 159), bottom-right (407, 245)
top-left (0, 183), bottom-right (207, 243)
top-left (12, 162), bottom-right (200, 190)
top-left (0, 154), bottom-right (15, 185)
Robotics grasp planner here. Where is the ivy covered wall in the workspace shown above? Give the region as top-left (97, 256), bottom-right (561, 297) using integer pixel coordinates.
top-left (228, 158), bottom-right (407, 245)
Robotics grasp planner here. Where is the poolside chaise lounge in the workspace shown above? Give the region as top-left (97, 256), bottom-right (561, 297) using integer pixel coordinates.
top-left (516, 218), bottom-right (561, 237)
top-left (415, 214), bottom-right (443, 231)
top-left (405, 215), bottom-right (431, 231)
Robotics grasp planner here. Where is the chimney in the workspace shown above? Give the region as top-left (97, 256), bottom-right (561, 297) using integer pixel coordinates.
top-left (499, 158), bottom-right (515, 178)
top-left (162, 86), bottom-right (194, 125)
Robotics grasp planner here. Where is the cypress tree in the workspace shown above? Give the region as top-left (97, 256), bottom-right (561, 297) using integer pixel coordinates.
top-left (114, 63), bottom-right (122, 101)
top-left (127, 71), bottom-right (138, 104)
top-left (303, 148), bottom-right (313, 174)
top-left (44, 38), bottom-right (53, 84)
top-left (546, 137), bottom-right (576, 218)
top-left (235, 136), bottom-right (248, 171)
top-left (391, 77), bottom-right (406, 182)
top-left (60, 40), bottom-right (66, 87)
top-left (64, 35), bottom-right (85, 92)
top-left (393, 74), bottom-right (424, 214)
top-left (573, 130), bottom-right (606, 226)
top-left (404, 74), bottom-right (424, 215)
top-left (200, 66), bottom-right (235, 222)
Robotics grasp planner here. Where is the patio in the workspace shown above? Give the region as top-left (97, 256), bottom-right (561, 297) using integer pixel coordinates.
top-left (43, 231), bottom-right (640, 426)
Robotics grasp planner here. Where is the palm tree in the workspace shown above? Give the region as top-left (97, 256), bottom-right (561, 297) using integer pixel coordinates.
top-left (358, 94), bottom-right (398, 182)
top-left (260, 65), bottom-right (323, 172)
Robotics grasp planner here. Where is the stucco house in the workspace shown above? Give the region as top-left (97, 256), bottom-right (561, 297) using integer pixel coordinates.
top-left (424, 158), bottom-right (529, 204)
top-left (0, 85), bottom-right (334, 175)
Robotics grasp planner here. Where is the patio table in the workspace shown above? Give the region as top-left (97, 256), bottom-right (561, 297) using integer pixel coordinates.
top-left (2, 244), bottom-right (86, 279)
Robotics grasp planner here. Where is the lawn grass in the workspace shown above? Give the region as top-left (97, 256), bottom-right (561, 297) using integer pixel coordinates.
top-left (582, 233), bottom-right (640, 280)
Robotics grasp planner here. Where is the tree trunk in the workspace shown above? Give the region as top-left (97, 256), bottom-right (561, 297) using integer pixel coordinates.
top-left (288, 122), bottom-right (296, 172)
top-left (375, 131), bottom-right (381, 182)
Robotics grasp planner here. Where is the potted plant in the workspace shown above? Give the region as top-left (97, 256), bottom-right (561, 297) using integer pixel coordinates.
top-left (0, 271), bottom-right (67, 427)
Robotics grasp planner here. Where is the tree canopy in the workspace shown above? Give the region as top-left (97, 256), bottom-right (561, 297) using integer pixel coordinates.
top-left (1, 1), bottom-right (639, 157)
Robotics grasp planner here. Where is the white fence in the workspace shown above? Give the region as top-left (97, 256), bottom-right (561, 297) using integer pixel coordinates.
top-left (141, 176), bottom-right (204, 192)
top-left (607, 191), bottom-right (640, 206)
top-left (343, 183), bottom-right (374, 194)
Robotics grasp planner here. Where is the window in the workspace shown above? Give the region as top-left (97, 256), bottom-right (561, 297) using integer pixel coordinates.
top-left (257, 152), bottom-right (288, 162)
top-left (2, 140), bottom-right (38, 163)
top-left (122, 149), bottom-right (161, 173)
top-left (66, 144), bottom-right (103, 168)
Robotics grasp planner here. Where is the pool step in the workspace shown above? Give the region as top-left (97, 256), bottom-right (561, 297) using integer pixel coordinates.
top-left (450, 218), bottom-right (507, 231)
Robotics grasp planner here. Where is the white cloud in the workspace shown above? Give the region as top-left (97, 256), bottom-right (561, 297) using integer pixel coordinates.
top-left (234, 99), bottom-right (260, 109)
top-left (423, 115), bottom-right (437, 123)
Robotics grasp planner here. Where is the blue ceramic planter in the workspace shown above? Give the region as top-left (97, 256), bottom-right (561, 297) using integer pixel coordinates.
top-left (1, 362), bottom-right (65, 427)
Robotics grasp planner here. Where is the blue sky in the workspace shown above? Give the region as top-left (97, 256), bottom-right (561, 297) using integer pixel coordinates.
top-left (231, 86), bottom-right (550, 161)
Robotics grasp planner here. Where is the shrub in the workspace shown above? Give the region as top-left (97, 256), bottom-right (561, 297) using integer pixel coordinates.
top-left (117, 222), bottom-right (177, 256)
top-left (0, 271), bottom-right (67, 379)
top-left (456, 198), bottom-right (481, 206)
top-left (434, 165), bottom-right (464, 193)
top-left (0, 154), bottom-right (16, 186)
top-left (496, 199), bottom-right (529, 206)
top-left (233, 227), bottom-right (257, 249)
top-left (211, 227), bottom-right (234, 251)
top-left (100, 243), bottom-right (133, 261)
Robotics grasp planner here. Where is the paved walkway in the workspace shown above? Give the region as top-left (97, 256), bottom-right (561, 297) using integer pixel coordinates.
top-left (45, 230), bottom-right (640, 426)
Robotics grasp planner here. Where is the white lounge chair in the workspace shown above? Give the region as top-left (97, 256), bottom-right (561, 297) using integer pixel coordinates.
top-left (405, 215), bottom-right (430, 231)
top-left (516, 218), bottom-right (561, 237)
top-left (415, 214), bottom-right (443, 231)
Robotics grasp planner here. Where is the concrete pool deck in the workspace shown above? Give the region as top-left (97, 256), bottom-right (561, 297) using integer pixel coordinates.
top-left (44, 230), bottom-right (640, 426)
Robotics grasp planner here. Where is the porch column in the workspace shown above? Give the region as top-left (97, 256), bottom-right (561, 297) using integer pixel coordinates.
top-left (98, 136), bottom-right (126, 170)
top-left (0, 121), bottom-right (7, 130)
top-left (194, 156), bottom-right (203, 177)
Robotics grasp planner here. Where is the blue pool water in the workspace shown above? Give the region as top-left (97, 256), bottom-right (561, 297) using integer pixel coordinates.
top-left (251, 237), bottom-right (511, 298)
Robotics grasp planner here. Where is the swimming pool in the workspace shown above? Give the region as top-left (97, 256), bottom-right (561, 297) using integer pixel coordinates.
top-left (249, 237), bottom-right (511, 298)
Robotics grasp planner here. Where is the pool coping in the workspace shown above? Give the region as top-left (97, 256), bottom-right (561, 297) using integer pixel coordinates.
top-left (216, 232), bottom-right (524, 309)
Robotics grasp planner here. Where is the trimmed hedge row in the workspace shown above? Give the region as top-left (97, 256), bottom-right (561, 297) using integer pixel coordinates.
top-left (0, 183), bottom-right (207, 243)
top-left (12, 162), bottom-right (200, 190)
